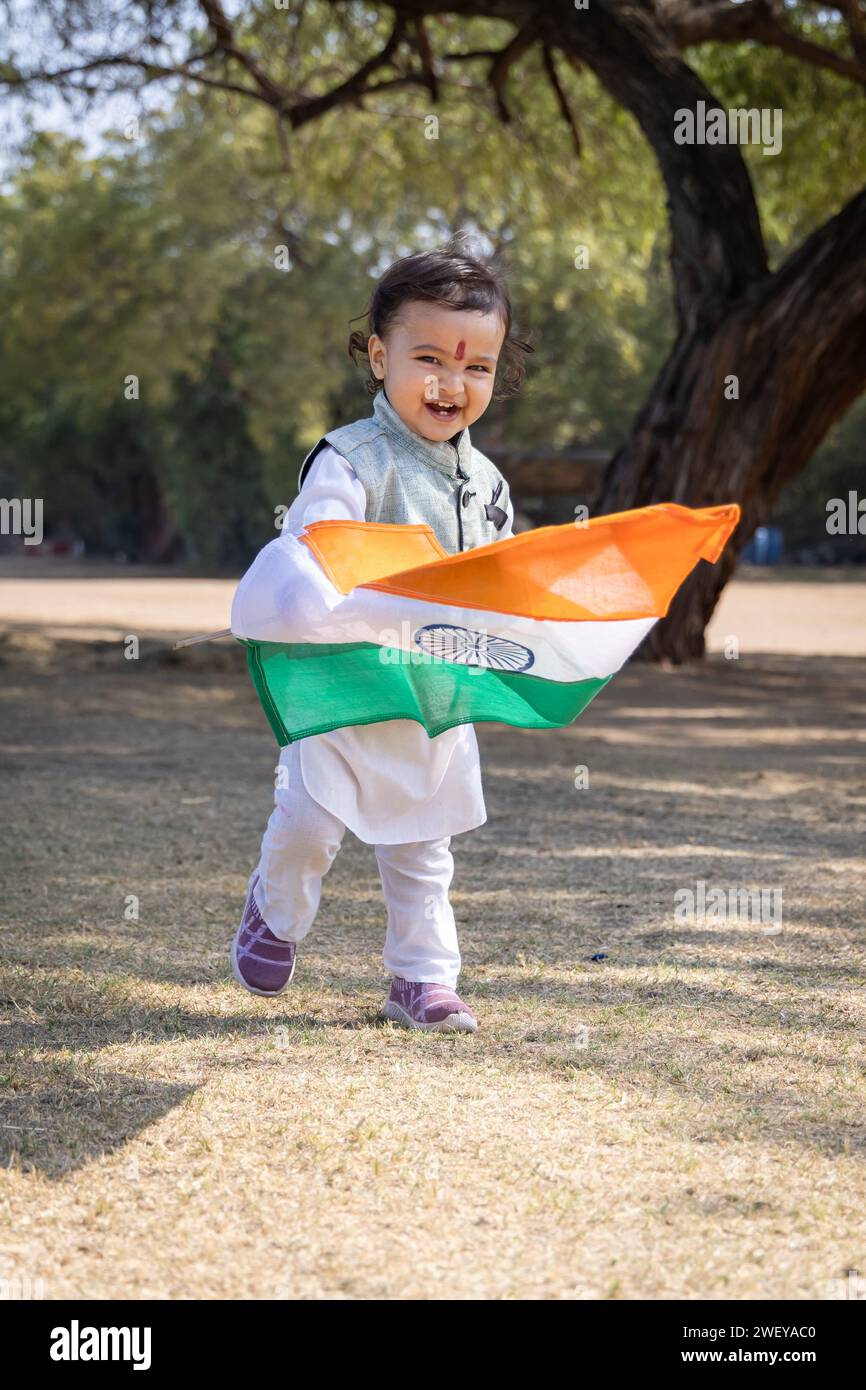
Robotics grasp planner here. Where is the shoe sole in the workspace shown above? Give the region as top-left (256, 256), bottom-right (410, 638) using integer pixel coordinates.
top-left (230, 926), bottom-right (297, 997)
top-left (381, 999), bottom-right (478, 1033)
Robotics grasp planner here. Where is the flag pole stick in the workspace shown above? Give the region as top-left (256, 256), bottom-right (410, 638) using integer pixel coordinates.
top-left (172, 628), bottom-right (233, 650)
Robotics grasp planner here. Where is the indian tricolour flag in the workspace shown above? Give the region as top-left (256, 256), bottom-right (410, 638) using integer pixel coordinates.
top-left (231, 502), bottom-right (740, 745)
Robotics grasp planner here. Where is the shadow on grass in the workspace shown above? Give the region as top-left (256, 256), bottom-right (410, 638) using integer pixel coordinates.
top-left (0, 1064), bottom-right (195, 1181)
top-left (2, 956), bottom-right (863, 1179)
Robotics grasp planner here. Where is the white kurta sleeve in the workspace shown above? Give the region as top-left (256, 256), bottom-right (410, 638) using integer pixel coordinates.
top-left (231, 447), bottom-right (366, 640)
top-left (282, 446), bottom-right (367, 533)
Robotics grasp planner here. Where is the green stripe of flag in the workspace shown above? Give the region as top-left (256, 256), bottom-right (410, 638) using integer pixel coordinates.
top-left (241, 639), bottom-right (611, 745)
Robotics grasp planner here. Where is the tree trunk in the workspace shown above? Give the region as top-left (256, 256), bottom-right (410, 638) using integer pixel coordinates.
top-left (521, 0), bottom-right (866, 661)
top-left (593, 186), bottom-right (866, 660)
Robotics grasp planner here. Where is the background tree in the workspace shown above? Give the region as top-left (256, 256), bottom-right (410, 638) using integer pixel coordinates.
top-left (2, 1), bottom-right (865, 651)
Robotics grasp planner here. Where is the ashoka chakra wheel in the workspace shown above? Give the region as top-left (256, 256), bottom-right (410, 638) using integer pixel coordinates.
top-left (413, 624), bottom-right (535, 672)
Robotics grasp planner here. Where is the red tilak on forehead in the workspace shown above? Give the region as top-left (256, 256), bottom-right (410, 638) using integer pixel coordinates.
top-left (455, 339), bottom-right (466, 360)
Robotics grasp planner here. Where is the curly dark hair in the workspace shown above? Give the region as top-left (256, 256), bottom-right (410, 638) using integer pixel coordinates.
top-left (347, 235), bottom-right (533, 399)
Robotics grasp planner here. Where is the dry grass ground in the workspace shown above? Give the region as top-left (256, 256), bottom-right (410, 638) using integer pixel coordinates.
top-left (0, 581), bottom-right (865, 1299)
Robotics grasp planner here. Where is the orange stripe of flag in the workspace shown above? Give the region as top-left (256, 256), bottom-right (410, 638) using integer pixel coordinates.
top-left (300, 502), bottom-right (741, 622)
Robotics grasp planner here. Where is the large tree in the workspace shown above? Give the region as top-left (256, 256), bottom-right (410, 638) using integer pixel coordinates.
top-left (5, 0), bottom-right (866, 657)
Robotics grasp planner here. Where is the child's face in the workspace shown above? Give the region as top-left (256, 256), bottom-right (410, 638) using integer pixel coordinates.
top-left (368, 301), bottom-right (506, 442)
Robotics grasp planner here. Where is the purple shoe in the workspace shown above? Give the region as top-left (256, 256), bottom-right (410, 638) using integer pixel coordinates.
top-left (381, 977), bottom-right (478, 1033)
top-left (230, 874), bottom-right (297, 996)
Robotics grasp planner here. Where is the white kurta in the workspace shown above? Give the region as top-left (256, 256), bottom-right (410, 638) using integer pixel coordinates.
top-left (274, 444), bottom-right (513, 845)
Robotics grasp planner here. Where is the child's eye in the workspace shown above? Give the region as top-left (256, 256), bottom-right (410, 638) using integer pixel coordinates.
top-left (416, 355), bottom-right (491, 373)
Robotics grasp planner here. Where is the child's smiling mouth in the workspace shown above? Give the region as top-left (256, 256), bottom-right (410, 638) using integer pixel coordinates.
top-left (425, 400), bottom-right (462, 423)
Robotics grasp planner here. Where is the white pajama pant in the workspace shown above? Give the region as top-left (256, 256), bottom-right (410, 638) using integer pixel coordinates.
top-left (252, 744), bottom-right (462, 987)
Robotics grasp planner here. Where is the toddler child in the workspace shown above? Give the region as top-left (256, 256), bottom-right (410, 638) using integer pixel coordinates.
top-left (230, 238), bottom-right (531, 1032)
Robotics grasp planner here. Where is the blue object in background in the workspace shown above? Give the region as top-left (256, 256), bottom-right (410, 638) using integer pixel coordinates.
top-left (742, 525), bottom-right (784, 565)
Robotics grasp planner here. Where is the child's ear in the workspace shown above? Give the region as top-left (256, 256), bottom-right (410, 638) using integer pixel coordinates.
top-left (368, 334), bottom-right (386, 380)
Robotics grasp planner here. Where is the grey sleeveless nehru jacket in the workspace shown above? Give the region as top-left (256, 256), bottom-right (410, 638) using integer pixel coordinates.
top-left (297, 387), bottom-right (511, 556)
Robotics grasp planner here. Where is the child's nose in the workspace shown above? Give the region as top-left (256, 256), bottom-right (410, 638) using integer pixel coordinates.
top-left (441, 369), bottom-right (463, 395)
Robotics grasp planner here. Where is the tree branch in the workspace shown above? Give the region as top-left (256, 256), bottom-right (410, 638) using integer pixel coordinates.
top-left (1, 53), bottom-right (272, 105)
top-left (487, 22), bottom-right (539, 123)
top-left (197, 0), bottom-right (290, 107)
top-left (541, 43), bottom-right (581, 158)
top-left (413, 16), bottom-right (440, 100)
top-left (283, 12), bottom-right (419, 126)
top-left (665, 0), bottom-right (866, 85)
top-left (837, 0), bottom-right (866, 67)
